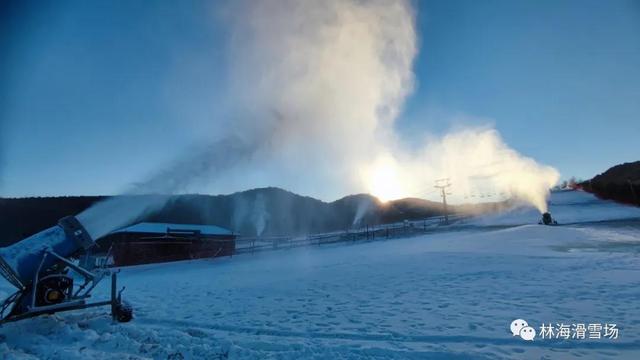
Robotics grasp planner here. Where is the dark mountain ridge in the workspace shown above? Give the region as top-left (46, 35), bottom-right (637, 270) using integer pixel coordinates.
top-left (580, 161), bottom-right (640, 206)
top-left (1, 187), bottom-right (506, 246)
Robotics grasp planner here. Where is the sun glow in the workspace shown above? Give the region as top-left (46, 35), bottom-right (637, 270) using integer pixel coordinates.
top-left (365, 156), bottom-right (406, 202)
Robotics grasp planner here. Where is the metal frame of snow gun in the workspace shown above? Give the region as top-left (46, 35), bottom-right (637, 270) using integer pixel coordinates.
top-left (0, 249), bottom-right (131, 324)
top-left (0, 216), bottom-right (132, 325)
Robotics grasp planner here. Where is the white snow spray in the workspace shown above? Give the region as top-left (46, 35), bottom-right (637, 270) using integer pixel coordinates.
top-left (361, 128), bottom-right (559, 213)
top-left (231, 192), bottom-right (270, 236)
top-left (353, 197), bottom-right (374, 226)
top-left (252, 193), bottom-right (269, 236)
top-left (225, 0), bottom-right (559, 212)
top-left (77, 137), bottom-right (261, 239)
top-left (78, 0), bottom-right (558, 238)
top-left (78, 0), bottom-right (418, 238)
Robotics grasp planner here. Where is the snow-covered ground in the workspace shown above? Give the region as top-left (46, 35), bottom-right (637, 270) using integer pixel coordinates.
top-left (2, 190), bottom-right (640, 359)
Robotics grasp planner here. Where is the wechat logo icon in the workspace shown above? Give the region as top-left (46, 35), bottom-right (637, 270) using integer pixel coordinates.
top-left (511, 319), bottom-right (536, 341)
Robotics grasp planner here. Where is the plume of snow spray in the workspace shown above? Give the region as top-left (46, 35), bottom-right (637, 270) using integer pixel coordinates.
top-left (352, 197), bottom-right (374, 226)
top-left (78, 0), bottom-right (558, 238)
top-left (225, 0), bottom-right (558, 213)
top-left (77, 137), bottom-right (260, 239)
top-left (77, 0), bottom-right (419, 238)
top-left (361, 128), bottom-right (559, 213)
top-left (252, 193), bottom-right (269, 236)
top-left (231, 192), bottom-right (270, 236)
top-left (222, 0), bottom-right (417, 199)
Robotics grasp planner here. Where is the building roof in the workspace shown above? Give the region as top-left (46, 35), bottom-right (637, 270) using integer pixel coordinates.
top-left (113, 222), bottom-right (233, 236)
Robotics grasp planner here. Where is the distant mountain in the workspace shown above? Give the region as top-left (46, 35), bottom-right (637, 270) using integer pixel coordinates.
top-left (0, 187), bottom-right (507, 246)
top-left (580, 161), bottom-right (640, 206)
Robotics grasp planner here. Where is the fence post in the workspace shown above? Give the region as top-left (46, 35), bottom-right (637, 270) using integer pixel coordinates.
top-left (111, 272), bottom-right (117, 322)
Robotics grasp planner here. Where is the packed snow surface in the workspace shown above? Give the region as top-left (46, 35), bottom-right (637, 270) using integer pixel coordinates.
top-left (1, 190), bottom-right (640, 359)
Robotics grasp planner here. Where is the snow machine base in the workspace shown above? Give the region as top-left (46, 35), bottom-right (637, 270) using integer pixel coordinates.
top-left (0, 249), bottom-right (132, 324)
top-left (539, 212), bottom-right (558, 226)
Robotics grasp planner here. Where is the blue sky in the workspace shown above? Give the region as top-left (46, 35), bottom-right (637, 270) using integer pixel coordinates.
top-left (1, 0), bottom-right (639, 198)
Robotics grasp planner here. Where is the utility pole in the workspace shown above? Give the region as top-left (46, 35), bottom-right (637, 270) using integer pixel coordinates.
top-left (434, 178), bottom-right (452, 225)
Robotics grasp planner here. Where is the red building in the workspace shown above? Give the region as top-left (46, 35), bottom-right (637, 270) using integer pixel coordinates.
top-left (97, 223), bottom-right (236, 266)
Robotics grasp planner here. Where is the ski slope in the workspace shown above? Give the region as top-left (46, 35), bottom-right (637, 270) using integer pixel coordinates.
top-left (2, 190), bottom-right (640, 359)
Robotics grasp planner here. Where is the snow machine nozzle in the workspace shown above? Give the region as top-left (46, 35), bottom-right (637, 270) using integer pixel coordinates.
top-left (59, 216), bottom-right (94, 250)
top-left (0, 216), bottom-right (133, 324)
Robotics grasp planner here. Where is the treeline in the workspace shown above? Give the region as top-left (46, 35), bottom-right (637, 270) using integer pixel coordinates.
top-left (1, 187), bottom-right (512, 247)
top-left (580, 161), bottom-right (640, 206)
top-left (1, 187), bottom-right (507, 247)
top-left (0, 196), bottom-right (104, 247)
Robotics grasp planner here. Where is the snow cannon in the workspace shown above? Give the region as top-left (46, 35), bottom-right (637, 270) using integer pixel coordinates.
top-left (0, 216), bottom-right (132, 324)
top-left (539, 212), bottom-right (558, 226)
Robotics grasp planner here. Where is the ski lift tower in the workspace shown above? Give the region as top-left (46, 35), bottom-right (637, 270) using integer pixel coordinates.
top-left (434, 178), bottom-right (452, 225)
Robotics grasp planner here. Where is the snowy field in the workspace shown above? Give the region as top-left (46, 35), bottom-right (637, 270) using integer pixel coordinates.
top-left (2, 190), bottom-right (640, 359)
